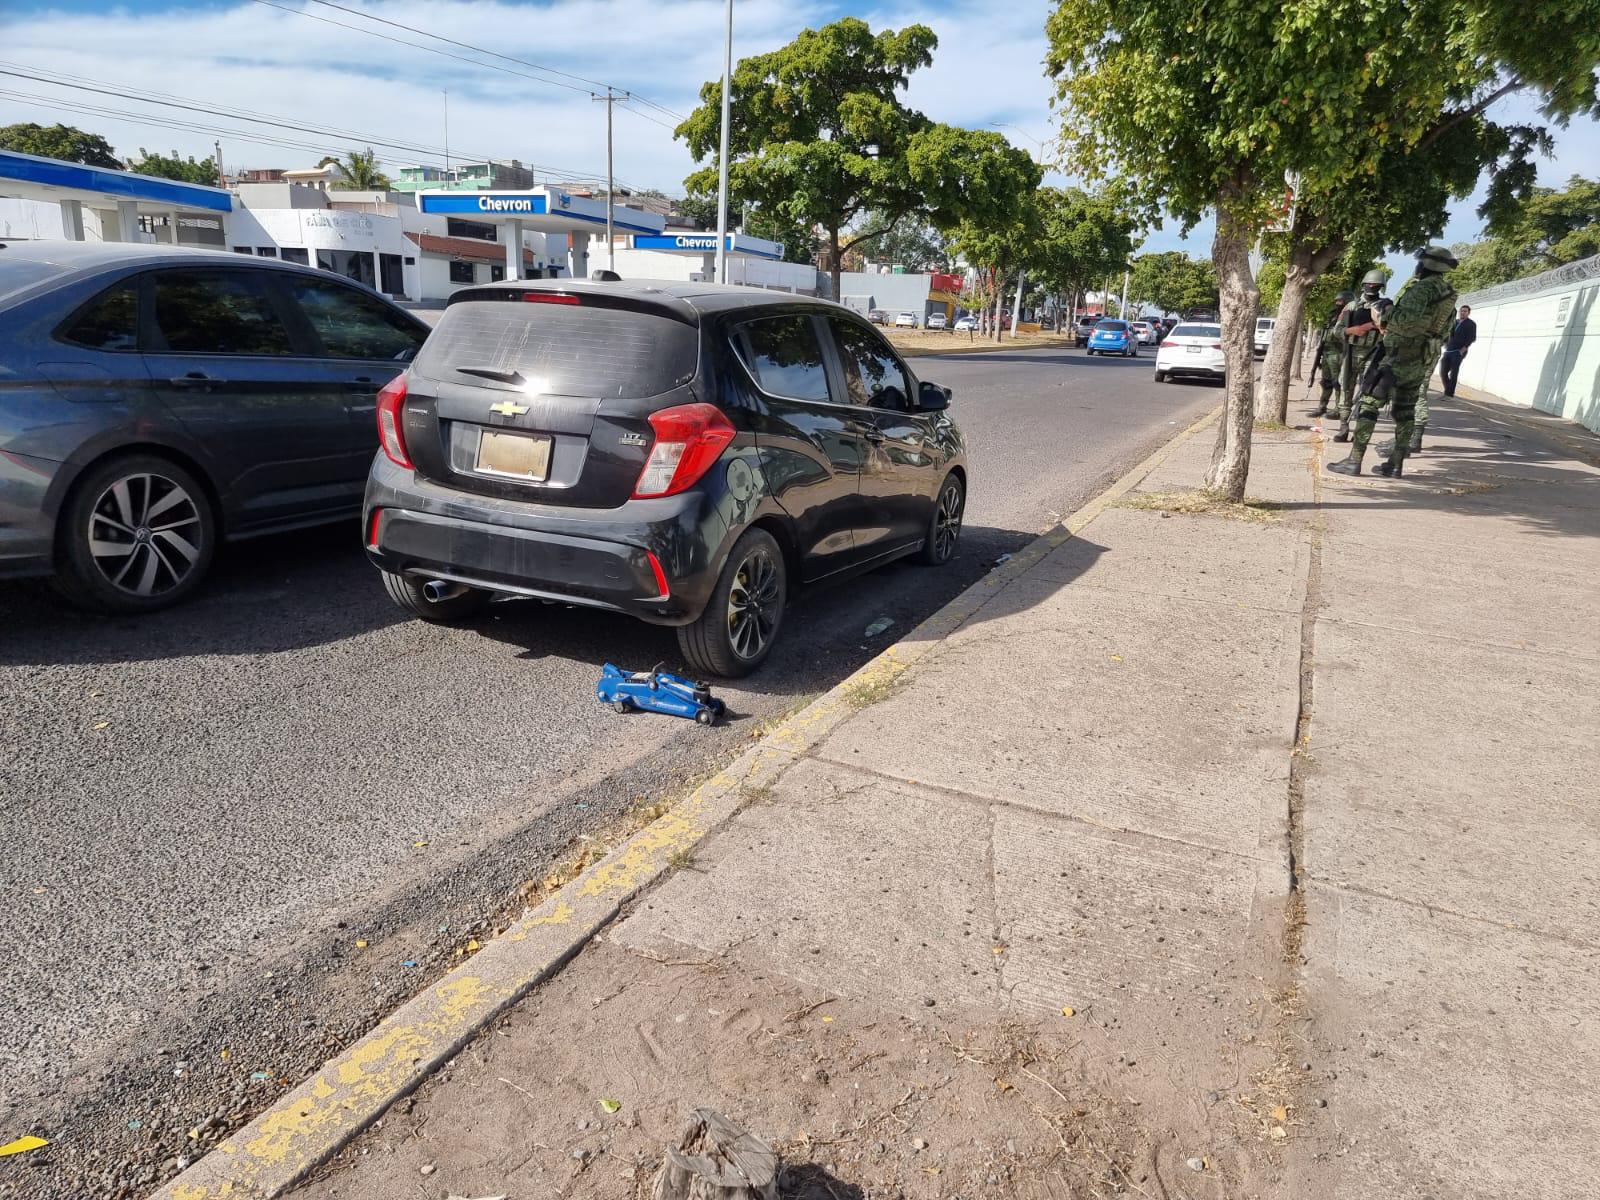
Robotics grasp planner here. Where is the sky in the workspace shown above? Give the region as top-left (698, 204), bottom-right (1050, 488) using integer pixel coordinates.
top-left (4, 0), bottom-right (1598, 282)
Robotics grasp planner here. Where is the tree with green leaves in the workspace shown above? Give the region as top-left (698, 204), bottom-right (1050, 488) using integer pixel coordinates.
top-left (842, 211), bottom-right (950, 272)
top-left (126, 148), bottom-right (218, 186)
top-left (675, 17), bottom-right (1037, 298)
top-left (1046, 0), bottom-right (1600, 497)
top-left (1449, 175), bottom-right (1600, 291)
top-left (319, 148), bottom-right (390, 191)
top-left (0, 123), bottom-right (120, 168)
top-left (1026, 187), bottom-right (1139, 327)
top-left (1128, 251), bottom-right (1218, 316)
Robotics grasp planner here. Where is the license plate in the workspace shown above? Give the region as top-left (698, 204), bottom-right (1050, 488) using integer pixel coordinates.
top-left (1187, 346), bottom-right (1200, 354)
top-left (476, 429), bottom-right (552, 480)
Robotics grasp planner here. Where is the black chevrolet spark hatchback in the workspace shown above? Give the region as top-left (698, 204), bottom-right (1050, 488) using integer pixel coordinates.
top-left (364, 279), bottom-right (967, 677)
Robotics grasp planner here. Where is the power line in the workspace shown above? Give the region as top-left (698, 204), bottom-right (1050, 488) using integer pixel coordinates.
top-left (295, 0), bottom-right (687, 120)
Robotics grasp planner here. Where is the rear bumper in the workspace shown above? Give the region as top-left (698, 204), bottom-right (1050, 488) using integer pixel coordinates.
top-left (364, 456), bottom-right (727, 625)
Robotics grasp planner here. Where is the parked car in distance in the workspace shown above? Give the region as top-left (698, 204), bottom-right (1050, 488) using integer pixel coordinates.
top-left (1254, 316), bottom-right (1276, 356)
top-left (953, 315), bottom-right (978, 332)
top-left (867, 309), bottom-right (890, 325)
top-left (1086, 319), bottom-right (1137, 357)
top-left (1154, 322), bottom-right (1226, 384)
top-left (1131, 320), bottom-right (1159, 345)
top-left (364, 279), bottom-right (969, 677)
top-left (894, 311), bottom-right (919, 328)
top-left (926, 312), bottom-right (948, 330)
top-left (0, 240), bottom-right (429, 612)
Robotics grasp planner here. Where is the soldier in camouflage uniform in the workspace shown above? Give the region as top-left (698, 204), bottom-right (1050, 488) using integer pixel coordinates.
top-left (1309, 290), bottom-right (1353, 417)
top-left (1327, 245), bottom-right (1458, 478)
top-left (1330, 268), bottom-right (1389, 442)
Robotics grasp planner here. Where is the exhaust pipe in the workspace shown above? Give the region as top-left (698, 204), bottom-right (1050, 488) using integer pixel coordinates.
top-left (423, 579), bottom-right (469, 603)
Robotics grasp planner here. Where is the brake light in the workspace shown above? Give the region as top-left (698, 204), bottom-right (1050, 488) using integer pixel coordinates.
top-left (523, 292), bottom-right (581, 305)
top-left (1160, 340), bottom-right (1175, 348)
top-left (1210, 341), bottom-right (1223, 349)
top-left (632, 403), bottom-right (736, 498)
top-left (376, 374), bottom-right (412, 468)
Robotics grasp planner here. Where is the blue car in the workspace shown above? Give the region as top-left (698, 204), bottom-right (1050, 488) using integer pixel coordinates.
top-left (1086, 319), bottom-right (1137, 357)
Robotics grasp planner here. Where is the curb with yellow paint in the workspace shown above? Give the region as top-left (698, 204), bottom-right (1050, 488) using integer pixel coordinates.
top-left (152, 402), bottom-right (1221, 1200)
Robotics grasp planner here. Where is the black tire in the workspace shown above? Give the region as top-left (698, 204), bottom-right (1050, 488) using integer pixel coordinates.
top-left (53, 452), bottom-right (217, 614)
top-left (379, 570), bottom-right (492, 623)
top-left (695, 708), bottom-right (716, 726)
top-left (917, 472), bottom-right (966, 566)
top-left (677, 528), bottom-right (786, 678)
top-left (1154, 370), bottom-right (1167, 383)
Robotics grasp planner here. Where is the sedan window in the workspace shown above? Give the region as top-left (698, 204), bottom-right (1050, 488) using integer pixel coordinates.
top-left (284, 276), bottom-right (426, 360)
top-left (830, 317), bottom-right (910, 410)
top-left (736, 315), bottom-right (831, 403)
top-left (152, 270), bottom-right (295, 356)
top-left (59, 282), bottom-right (140, 352)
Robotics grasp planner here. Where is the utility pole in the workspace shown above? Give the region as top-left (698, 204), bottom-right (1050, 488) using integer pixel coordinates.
top-left (714, 0), bottom-right (733, 284)
top-left (213, 140), bottom-right (225, 188)
top-left (593, 87), bottom-right (628, 273)
top-left (442, 90), bottom-right (451, 176)
top-left (1119, 268), bottom-right (1129, 318)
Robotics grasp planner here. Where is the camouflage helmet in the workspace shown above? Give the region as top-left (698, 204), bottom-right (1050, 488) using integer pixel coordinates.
top-left (1361, 268), bottom-right (1387, 288)
top-left (1416, 244), bottom-right (1458, 271)
top-left (1334, 289), bottom-right (1354, 303)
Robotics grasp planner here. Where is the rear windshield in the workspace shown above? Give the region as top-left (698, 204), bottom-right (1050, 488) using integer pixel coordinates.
top-left (414, 298), bottom-right (699, 399)
top-left (1256, 318), bottom-right (1275, 329)
top-left (1097, 320), bottom-right (1127, 331)
top-left (0, 256), bottom-right (69, 303)
top-left (1173, 324), bottom-right (1221, 338)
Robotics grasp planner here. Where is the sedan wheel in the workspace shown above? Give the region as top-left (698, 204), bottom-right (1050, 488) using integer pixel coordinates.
top-left (917, 473), bottom-right (966, 565)
top-left (678, 528), bottom-right (787, 678)
top-left (55, 454), bottom-right (217, 613)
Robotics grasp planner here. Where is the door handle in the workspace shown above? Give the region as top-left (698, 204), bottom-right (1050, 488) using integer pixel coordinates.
top-left (349, 375), bottom-right (374, 385)
top-left (168, 372), bottom-right (213, 388)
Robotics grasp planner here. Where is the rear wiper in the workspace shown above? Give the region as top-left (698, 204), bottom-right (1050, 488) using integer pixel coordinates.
top-left (455, 365), bottom-right (526, 385)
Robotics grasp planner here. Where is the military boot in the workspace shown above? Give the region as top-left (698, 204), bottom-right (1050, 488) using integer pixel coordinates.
top-left (1325, 444), bottom-right (1365, 476)
top-left (1311, 402), bottom-right (1328, 417)
top-left (1374, 454), bottom-right (1404, 478)
top-left (1409, 423), bottom-right (1425, 454)
top-left (1333, 413), bottom-right (1352, 442)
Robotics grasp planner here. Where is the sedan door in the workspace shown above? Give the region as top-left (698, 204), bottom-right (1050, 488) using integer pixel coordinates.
top-left (826, 316), bottom-right (936, 557)
top-left (143, 266), bottom-right (369, 532)
top-left (732, 313), bottom-right (866, 581)
top-left (270, 273), bottom-right (428, 450)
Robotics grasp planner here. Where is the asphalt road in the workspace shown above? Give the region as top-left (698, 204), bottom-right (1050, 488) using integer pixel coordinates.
top-left (0, 346), bottom-right (1218, 1198)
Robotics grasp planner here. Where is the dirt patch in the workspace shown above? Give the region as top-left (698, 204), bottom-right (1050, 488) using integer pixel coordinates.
top-left (1114, 489), bottom-right (1285, 523)
top-left (883, 329), bottom-right (1075, 357)
top-left (292, 940), bottom-right (1223, 1200)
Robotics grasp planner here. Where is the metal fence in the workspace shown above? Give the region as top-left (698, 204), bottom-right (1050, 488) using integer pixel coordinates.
top-left (1459, 253), bottom-right (1600, 307)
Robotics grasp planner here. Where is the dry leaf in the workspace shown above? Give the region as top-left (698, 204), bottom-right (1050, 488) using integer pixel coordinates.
top-left (466, 938), bottom-right (481, 952)
top-left (355, 939), bottom-right (369, 949)
top-left (1270, 1126), bottom-right (1287, 1140)
top-left (598, 1098), bottom-right (621, 1114)
top-left (1061, 1006), bottom-right (1075, 1017)
top-left (1110, 654), bottom-right (1124, 662)
top-left (93, 721), bottom-right (110, 731)
top-left (995, 1077), bottom-right (1014, 1093)
top-left (1271, 1105), bottom-right (1288, 1122)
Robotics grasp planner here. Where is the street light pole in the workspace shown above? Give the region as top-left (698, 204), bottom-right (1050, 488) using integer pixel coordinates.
top-left (714, 0), bottom-right (733, 284)
top-left (593, 87), bottom-right (628, 274)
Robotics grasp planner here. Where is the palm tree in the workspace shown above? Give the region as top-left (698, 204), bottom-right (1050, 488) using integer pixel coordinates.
top-left (319, 148), bottom-right (391, 191)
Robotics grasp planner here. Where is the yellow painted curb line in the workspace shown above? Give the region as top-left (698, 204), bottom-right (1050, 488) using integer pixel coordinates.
top-left (152, 402), bottom-right (1221, 1200)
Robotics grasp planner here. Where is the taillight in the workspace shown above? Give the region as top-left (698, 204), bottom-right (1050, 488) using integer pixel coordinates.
top-left (632, 403), bottom-right (736, 498)
top-left (1210, 341), bottom-right (1223, 349)
top-left (366, 507), bottom-right (383, 549)
top-left (376, 374), bottom-right (412, 468)
top-left (1160, 340), bottom-right (1175, 348)
top-left (645, 549), bottom-right (670, 599)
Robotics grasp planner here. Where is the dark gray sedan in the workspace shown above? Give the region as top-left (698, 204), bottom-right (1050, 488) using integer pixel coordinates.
top-left (0, 240), bottom-right (428, 612)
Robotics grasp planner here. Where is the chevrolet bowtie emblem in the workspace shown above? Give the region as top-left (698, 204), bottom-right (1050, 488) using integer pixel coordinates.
top-left (489, 401), bottom-right (529, 416)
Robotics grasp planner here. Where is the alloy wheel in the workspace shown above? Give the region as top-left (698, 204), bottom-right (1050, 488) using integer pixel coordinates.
top-left (86, 472), bottom-right (204, 598)
top-left (726, 547), bottom-right (781, 660)
top-left (933, 480), bottom-right (964, 561)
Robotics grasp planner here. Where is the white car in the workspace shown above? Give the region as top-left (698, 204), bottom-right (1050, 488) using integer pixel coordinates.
top-left (953, 315), bottom-right (978, 331)
top-left (1254, 316), bottom-right (1276, 356)
top-left (894, 311), bottom-right (919, 328)
top-left (926, 312), bottom-right (948, 330)
top-left (1153, 322), bottom-right (1225, 384)
top-left (1131, 320), bottom-right (1159, 345)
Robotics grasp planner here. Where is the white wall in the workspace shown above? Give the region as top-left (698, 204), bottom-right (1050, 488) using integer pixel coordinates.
top-left (1453, 260), bottom-right (1600, 434)
top-left (601, 246), bottom-right (822, 293)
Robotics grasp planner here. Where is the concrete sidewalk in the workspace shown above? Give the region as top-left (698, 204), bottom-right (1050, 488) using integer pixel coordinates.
top-left (283, 395), bottom-right (1597, 1200)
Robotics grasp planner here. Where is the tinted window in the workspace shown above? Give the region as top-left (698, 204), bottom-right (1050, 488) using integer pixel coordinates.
top-left (1173, 325), bottom-right (1221, 338)
top-left (60, 282), bottom-right (139, 351)
top-left (415, 298), bottom-right (698, 399)
top-left (737, 315), bottom-right (831, 403)
top-left (1097, 320), bottom-right (1127, 331)
top-left (830, 318), bottom-right (910, 409)
top-left (285, 276), bottom-right (424, 360)
top-left (152, 271), bottom-right (295, 355)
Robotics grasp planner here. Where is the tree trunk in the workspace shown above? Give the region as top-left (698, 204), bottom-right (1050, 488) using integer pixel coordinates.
top-left (1255, 236), bottom-right (1345, 423)
top-left (1205, 198), bottom-right (1259, 501)
top-left (992, 271), bottom-right (1004, 343)
top-left (652, 1109), bottom-right (778, 1200)
top-left (827, 226), bottom-right (842, 302)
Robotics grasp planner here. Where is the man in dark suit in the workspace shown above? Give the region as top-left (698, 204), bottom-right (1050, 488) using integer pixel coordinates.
top-left (1439, 304), bottom-right (1476, 397)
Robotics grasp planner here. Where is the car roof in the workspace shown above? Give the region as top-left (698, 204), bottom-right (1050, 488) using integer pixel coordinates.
top-left (456, 276), bottom-right (852, 321)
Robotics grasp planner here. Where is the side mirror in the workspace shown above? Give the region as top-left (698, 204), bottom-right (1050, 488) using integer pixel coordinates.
top-left (918, 380), bottom-right (951, 412)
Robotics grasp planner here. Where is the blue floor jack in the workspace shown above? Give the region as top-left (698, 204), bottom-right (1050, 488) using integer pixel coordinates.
top-left (596, 663), bottom-right (725, 726)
